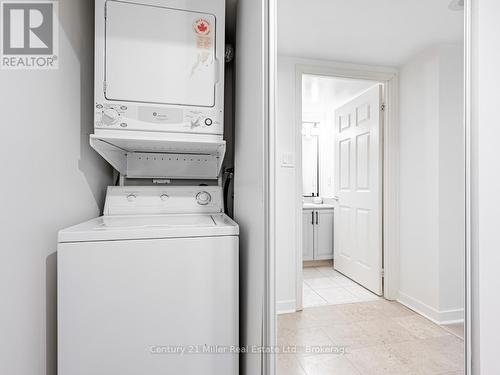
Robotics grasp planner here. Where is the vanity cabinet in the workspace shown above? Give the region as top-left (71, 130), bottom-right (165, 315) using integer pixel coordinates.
top-left (302, 209), bottom-right (334, 261)
top-left (302, 210), bottom-right (315, 260)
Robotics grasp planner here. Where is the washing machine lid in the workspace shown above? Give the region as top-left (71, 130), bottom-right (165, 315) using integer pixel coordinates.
top-left (58, 213), bottom-right (238, 243)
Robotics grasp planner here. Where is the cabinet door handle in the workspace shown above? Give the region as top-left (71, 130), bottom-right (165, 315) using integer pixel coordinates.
top-left (316, 211), bottom-right (319, 225)
top-left (311, 211), bottom-right (314, 225)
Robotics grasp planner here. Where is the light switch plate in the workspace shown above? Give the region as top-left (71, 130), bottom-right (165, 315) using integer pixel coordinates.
top-left (281, 152), bottom-right (295, 168)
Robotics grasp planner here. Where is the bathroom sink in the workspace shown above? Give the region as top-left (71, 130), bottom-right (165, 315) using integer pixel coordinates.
top-left (303, 203), bottom-right (335, 210)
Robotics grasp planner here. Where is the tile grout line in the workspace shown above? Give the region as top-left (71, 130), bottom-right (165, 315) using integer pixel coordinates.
top-left (293, 353), bottom-right (309, 375)
top-left (278, 300), bottom-right (464, 375)
top-left (303, 267), bottom-right (382, 307)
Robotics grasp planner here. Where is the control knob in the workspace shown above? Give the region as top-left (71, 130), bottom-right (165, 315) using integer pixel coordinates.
top-left (102, 108), bottom-right (119, 125)
top-left (190, 117), bottom-right (201, 128)
top-left (196, 191), bottom-right (212, 205)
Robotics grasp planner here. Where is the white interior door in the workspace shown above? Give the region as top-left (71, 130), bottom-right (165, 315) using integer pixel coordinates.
top-left (334, 84), bottom-right (383, 295)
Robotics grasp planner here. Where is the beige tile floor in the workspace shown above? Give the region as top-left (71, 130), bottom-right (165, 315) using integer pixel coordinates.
top-left (303, 266), bottom-right (380, 307)
top-left (277, 300), bottom-right (465, 375)
top-left (441, 322), bottom-right (465, 340)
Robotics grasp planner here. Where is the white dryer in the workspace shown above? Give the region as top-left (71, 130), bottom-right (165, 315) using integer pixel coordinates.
top-left (57, 186), bottom-right (239, 375)
top-left (90, 0), bottom-right (227, 180)
top-left (94, 0), bottom-right (225, 136)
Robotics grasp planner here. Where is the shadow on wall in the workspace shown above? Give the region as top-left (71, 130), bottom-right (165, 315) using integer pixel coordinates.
top-left (73, 1), bottom-right (113, 208)
top-left (46, 253), bottom-right (57, 375)
top-left (62, 0), bottom-right (112, 210)
top-left (44, 2), bottom-right (112, 375)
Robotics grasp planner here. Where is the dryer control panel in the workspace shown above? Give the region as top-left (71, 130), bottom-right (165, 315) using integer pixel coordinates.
top-left (94, 102), bottom-right (223, 135)
top-left (103, 186), bottom-right (223, 216)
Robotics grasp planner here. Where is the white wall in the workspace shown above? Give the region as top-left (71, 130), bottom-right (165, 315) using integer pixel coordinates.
top-left (0, 2), bottom-right (112, 375)
top-left (471, 1), bottom-right (500, 373)
top-left (438, 45), bottom-right (466, 313)
top-left (398, 44), bottom-right (465, 323)
top-left (276, 56), bottom-right (299, 313)
top-left (399, 47), bottom-right (440, 313)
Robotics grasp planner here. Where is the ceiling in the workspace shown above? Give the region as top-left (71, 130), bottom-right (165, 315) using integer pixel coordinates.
top-left (302, 75), bottom-right (377, 115)
top-left (278, 0), bottom-right (464, 66)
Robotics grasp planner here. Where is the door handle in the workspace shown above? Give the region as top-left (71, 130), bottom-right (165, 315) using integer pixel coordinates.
top-left (316, 211), bottom-right (319, 225)
top-left (333, 196), bottom-right (339, 201)
top-left (311, 211), bottom-right (314, 225)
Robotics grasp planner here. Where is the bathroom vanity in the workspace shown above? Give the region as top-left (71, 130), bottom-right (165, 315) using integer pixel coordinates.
top-left (302, 203), bottom-right (334, 261)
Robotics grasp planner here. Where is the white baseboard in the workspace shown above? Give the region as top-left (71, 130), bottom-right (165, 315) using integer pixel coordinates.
top-left (397, 292), bottom-right (464, 325)
top-left (276, 300), bottom-right (296, 315)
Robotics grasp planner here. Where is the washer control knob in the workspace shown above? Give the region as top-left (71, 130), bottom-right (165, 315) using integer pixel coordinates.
top-left (190, 117), bottom-right (201, 127)
top-left (160, 194), bottom-right (169, 201)
top-left (102, 108), bottom-right (119, 125)
top-left (196, 191), bottom-right (212, 205)
top-left (204, 118), bottom-right (213, 126)
top-left (126, 194), bottom-right (137, 202)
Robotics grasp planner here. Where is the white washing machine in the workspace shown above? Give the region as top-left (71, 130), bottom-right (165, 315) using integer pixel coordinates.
top-left (57, 186), bottom-right (239, 375)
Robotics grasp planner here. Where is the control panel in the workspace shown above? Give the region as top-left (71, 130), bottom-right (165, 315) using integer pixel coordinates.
top-left (103, 186), bottom-right (223, 216)
top-left (94, 103), bottom-right (223, 135)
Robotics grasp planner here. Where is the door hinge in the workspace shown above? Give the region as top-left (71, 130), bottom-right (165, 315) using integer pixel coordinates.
top-left (380, 103), bottom-right (386, 111)
top-left (104, 4), bottom-right (107, 19)
top-left (381, 269), bottom-right (385, 278)
top-left (103, 81), bottom-right (107, 93)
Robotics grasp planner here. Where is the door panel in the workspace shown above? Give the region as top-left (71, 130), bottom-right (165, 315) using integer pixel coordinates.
top-left (315, 210), bottom-right (334, 260)
top-left (338, 206), bottom-right (353, 260)
top-left (339, 139), bottom-right (351, 190)
top-left (334, 84), bottom-right (383, 295)
top-left (302, 210), bottom-right (314, 261)
top-left (355, 208), bottom-right (371, 268)
top-left (356, 132), bottom-right (370, 190)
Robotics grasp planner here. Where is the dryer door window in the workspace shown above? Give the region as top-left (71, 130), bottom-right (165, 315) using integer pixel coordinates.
top-left (105, 1), bottom-right (217, 107)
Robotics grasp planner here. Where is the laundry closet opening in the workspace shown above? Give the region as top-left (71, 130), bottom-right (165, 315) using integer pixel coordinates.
top-left (57, 1), bottom-right (241, 375)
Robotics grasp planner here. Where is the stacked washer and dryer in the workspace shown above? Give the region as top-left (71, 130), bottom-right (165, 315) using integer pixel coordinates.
top-left (57, 1), bottom-right (238, 374)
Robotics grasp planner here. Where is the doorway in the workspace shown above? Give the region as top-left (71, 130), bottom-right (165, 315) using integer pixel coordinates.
top-left (300, 75), bottom-right (385, 309)
top-left (280, 62), bottom-right (400, 314)
top-left (272, 1), bottom-right (467, 374)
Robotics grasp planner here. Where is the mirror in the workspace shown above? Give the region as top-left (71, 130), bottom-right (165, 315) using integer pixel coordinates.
top-left (301, 121), bottom-right (319, 197)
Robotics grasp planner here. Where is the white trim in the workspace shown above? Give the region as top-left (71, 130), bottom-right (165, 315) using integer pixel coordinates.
top-left (464, 1), bottom-right (472, 374)
top-left (398, 292), bottom-right (465, 325)
top-left (382, 74), bottom-right (400, 300)
top-left (264, 0), bottom-right (277, 375)
top-left (294, 67), bottom-right (303, 311)
top-left (290, 58), bottom-right (400, 310)
top-left (276, 300), bottom-right (297, 315)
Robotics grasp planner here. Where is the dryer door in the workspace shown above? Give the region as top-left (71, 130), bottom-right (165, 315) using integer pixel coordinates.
top-left (105, 1), bottom-right (217, 107)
